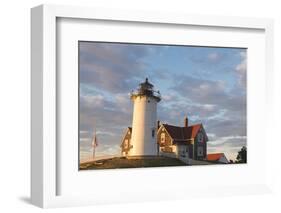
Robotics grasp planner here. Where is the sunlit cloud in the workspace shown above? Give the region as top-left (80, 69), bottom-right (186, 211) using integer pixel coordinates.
top-left (235, 51), bottom-right (247, 88)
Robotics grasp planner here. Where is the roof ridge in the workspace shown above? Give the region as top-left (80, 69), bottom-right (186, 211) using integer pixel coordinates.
top-left (163, 123), bottom-right (180, 127)
top-left (163, 122), bottom-right (203, 141)
top-left (208, 153), bottom-right (224, 156)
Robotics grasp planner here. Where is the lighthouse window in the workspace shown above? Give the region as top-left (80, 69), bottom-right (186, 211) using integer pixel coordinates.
top-left (152, 129), bottom-right (155, 137)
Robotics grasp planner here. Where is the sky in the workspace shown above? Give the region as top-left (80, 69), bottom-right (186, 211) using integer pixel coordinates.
top-left (79, 41), bottom-right (247, 162)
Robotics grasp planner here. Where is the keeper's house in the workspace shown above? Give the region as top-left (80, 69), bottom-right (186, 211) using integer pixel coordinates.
top-left (120, 116), bottom-right (209, 163)
top-left (157, 117), bottom-right (208, 163)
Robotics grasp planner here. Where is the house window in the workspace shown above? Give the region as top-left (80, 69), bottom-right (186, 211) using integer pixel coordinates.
top-left (180, 146), bottom-right (186, 157)
top-left (197, 147), bottom-right (203, 156)
top-left (161, 133), bottom-right (165, 144)
top-left (185, 147), bottom-right (189, 157)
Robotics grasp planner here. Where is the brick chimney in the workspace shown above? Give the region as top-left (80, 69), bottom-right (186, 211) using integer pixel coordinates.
top-left (184, 116), bottom-right (188, 127)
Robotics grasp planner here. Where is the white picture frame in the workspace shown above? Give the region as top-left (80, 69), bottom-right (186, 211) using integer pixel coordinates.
top-left (31, 4), bottom-right (274, 208)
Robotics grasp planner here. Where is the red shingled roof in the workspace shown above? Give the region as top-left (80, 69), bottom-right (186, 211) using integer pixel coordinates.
top-left (207, 153), bottom-right (224, 161)
top-left (162, 123), bottom-right (202, 143)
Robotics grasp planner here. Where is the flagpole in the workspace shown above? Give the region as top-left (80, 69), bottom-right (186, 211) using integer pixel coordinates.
top-left (93, 142), bottom-right (95, 159)
top-left (93, 127), bottom-right (96, 160)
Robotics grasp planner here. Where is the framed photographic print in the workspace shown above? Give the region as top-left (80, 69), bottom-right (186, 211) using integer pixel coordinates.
top-left (31, 4), bottom-right (274, 208)
top-left (78, 42), bottom-right (246, 170)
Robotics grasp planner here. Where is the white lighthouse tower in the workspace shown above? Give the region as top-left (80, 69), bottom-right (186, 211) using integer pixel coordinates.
top-left (129, 78), bottom-right (161, 156)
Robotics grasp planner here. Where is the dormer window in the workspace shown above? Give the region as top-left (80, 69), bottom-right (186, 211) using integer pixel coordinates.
top-left (124, 139), bottom-right (129, 149)
top-left (161, 133), bottom-right (165, 144)
top-left (197, 132), bottom-right (204, 143)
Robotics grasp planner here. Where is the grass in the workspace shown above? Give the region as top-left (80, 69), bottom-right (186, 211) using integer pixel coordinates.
top-left (79, 156), bottom-right (187, 170)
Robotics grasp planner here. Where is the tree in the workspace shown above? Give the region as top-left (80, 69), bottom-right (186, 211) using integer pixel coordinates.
top-left (236, 146), bottom-right (247, 163)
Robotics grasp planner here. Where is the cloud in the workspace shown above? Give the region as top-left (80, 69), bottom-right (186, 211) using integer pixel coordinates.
top-left (79, 42), bottom-right (150, 93)
top-left (79, 93), bottom-right (133, 158)
top-left (80, 137), bottom-right (90, 142)
top-left (80, 94), bottom-right (132, 131)
top-left (80, 94), bottom-right (106, 108)
top-left (150, 68), bottom-right (172, 80)
top-left (172, 75), bottom-right (246, 111)
top-left (172, 75), bottom-right (225, 104)
top-left (158, 102), bottom-right (220, 125)
top-left (169, 61), bottom-right (246, 141)
top-left (208, 135), bottom-right (246, 147)
top-left (161, 93), bottom-right (180, 102)
top-left (205, 115), bottom-right (246, 137)
top-left (115, 93), bottom-right (132, 113)
top-left (96, 130), bottom-right (117, 137)
top-left (189, 50), bottom-right (225, 65)
top-left (207, 52), bottom-right (222, 63)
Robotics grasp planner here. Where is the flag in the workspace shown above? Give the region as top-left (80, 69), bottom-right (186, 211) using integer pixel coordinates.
top-left (92, 134), bottom-right (98, 148)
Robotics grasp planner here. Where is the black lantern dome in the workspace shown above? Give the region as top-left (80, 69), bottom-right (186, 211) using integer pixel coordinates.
top-left (130, 78), bottom-right (161, 102)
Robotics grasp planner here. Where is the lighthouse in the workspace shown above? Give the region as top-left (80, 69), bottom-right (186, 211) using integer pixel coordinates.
top-left (129, 78), bottom-right (161, 156)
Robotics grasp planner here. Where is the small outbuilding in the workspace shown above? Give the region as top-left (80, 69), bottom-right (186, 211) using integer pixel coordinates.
top-left (207, 153), bottom-right (228, 164)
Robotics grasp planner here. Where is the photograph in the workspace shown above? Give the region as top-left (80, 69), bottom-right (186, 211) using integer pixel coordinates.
top-left (78, 41), bottom-right (247, 170)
